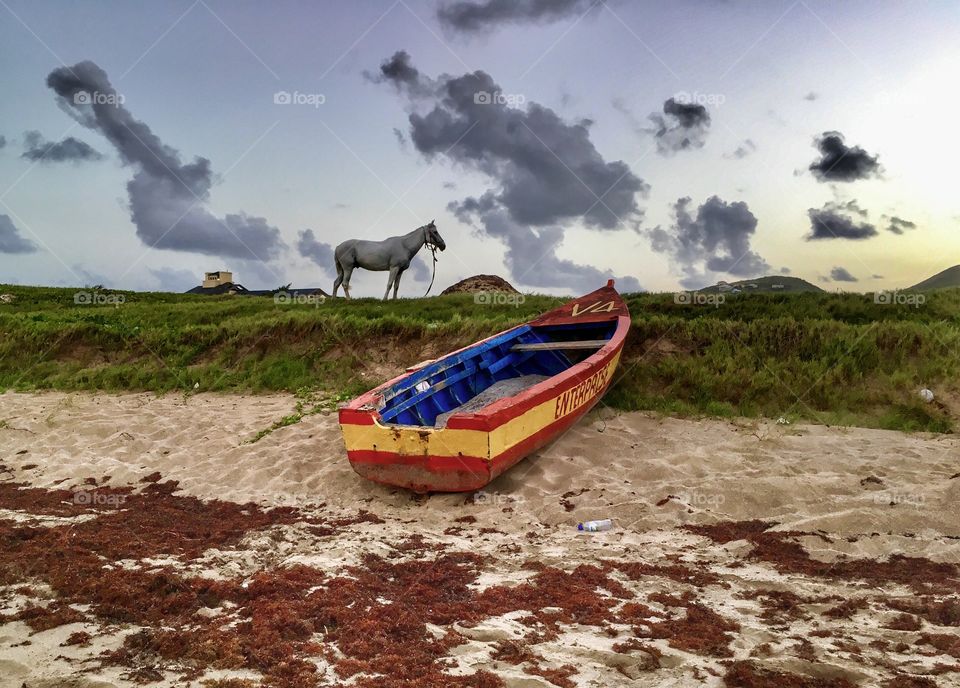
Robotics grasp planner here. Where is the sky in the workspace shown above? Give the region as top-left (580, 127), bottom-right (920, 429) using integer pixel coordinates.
top-left (0, 0), bottom-right (957, 296)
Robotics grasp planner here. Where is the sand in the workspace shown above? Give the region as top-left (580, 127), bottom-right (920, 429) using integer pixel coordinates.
top-left (1, 390), bottom-right (959, 687)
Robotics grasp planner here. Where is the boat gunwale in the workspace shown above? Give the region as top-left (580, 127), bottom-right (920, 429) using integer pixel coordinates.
top-left (340, 285), bottom-right (629, 433)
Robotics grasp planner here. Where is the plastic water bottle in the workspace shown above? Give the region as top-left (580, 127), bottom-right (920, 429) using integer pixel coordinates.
top-left (578, 519), bottom-right (613, 532)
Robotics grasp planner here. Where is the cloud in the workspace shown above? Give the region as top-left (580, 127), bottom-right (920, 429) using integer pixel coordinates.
top-left (725, 139), bottom-right (756, 160)
top-left (21, 130), bottom-right (103, 163)
top-left (829, 266), bottom-right (858, 282)
top-left (648, 196), bottom-right (770, 289)
top-left (392, 127), bottom-right (407, 149)
top-left (885, 215), bottom-right (916, 235)
top-left (0, 135), bottom-right (6, 149)
top-left (410, 255), bottom-right (432, 282)
top-left (808, 131), bottom-right (881, 182)
top-left (780, 266), bottom-right (791, 275)
top-left (0, 214), bottom-right (38, 254)
top-left (803, 92), bottom-right (818, 101)
top-left (149, 266), bottom-right (198, 292)
top-left (375, 52), bottom-right (646, 292)
top-left (45, 60), bottom-right (285, 261)
top-left (71, 263), bottom-right (112, 287)
top-left (437, 0), bottom-right (603, 34)
top-left (297, 229), bottom-right (336, 277)
top-left (451, 194), bottom-right (641, 293)
top-left (611, 97), bottom-right (645, 137)
top-left (648, 97), bottom-right (711, 155)
top-left (806, 199), bottom-right (878, 240)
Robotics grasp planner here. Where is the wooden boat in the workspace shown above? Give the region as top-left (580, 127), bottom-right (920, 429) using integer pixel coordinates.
top-left (338, 280), bottom-right (630, 492)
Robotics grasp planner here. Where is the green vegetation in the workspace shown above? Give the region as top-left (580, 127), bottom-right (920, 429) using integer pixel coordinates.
top-left (1, 284), bottom-right (958, 432)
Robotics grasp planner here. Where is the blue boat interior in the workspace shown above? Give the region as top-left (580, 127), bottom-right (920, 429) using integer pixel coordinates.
top-left (376, 321), bottom-right (617, 427)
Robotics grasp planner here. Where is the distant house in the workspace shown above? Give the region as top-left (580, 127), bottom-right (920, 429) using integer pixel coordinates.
top-left (203, 271), bottom-right (233, 288)
top-left (717, 281), bottom-right (732, 293)
top-left (186, 270), bottom-right (329, 298)
top-left (772, 284), bottom-right (785, 290)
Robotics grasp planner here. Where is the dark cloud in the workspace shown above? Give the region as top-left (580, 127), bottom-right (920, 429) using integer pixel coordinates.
top-left (808, 131), bottom-right (881, 182)
top-left (806, 199), bottom-right (878, 240)
top-left (437, 0), bottom-right (603, 34)
top-left (648, 196), bottom-right (770, 289)
top-left (392, 127), bottom-right (407, 149)
top-left (780, 266), bottom-right (792, 275)
top-left (725, 139), bottom-right (756, 160)
top-left (364, 51), bottom-right (435, 99)
top-left (0, 135), bottom-right (6, 149)
top-left (830, 266), bottom-right (858, 282)
top-left (648, 97), bottom-right (711, 155)
top-left (885, 216), bottom-right (916, 235)
top-left (45, 60), bottom-right (285, 261)
top-left (451, 194), bottom-right (641, 293)
top-left (297, 229), bottom-right (336, 277)
top-left (803, 92), bottom-right (818, 101)
top-left (410, 255), bottom-right (432, 282)
top-left (0, 214), bottom-right (38, 254)
top-left (21, 130), bottom-right (103, 163)
top-left (149, 266), bottom-right (197, 292)
top-left (376, 52), bottom-right (645, 292)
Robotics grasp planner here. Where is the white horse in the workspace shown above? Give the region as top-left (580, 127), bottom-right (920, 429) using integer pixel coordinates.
top-left (333, 221), bottom-right (446, 300)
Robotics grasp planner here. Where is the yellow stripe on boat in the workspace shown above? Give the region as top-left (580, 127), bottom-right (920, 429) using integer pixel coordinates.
top-left (341, 352), bottom-right (620, 460)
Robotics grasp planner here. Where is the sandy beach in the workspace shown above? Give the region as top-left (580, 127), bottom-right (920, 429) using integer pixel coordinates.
top-left (1, 391), bottom-right (959, 687)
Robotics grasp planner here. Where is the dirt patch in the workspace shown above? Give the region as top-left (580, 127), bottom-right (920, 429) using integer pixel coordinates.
top-left (441, 275), bottom-right (519, 295)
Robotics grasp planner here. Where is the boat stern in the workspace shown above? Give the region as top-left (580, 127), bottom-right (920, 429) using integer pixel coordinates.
top-left (338, 407), bottom-right (494, 492)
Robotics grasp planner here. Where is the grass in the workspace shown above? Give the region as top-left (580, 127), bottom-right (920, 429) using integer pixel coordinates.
top-left (1, 284), bottom-right (958, 432)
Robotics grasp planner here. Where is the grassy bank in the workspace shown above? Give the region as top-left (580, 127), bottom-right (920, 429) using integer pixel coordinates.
top-left (1, 284), bottom-right (958, 432)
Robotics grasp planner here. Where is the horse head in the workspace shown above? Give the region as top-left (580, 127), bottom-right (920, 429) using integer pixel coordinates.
top-left (424, 220), bottom-right (446, 251)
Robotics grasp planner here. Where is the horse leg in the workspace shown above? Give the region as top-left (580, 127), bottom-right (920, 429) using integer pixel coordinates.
top-left (393, 268), bottom-right (404, 299)
top-left (342, 266), bottom-right (353, 299)
top-left (332, 262), bottom-right (343, 297)
top-left (383, 267), bottom-right (399, 301)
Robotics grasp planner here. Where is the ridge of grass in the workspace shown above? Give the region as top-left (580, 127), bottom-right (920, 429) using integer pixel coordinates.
top-left (0, 284), bottom-right (957, 432)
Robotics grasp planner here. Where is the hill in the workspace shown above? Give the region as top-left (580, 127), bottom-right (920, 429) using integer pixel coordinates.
top-left (698, 275), bottom-right (823, 294)
top-left (910, 265), bottom-right (960, 291)
top-left (440, 274), bottom-right (518, 295)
